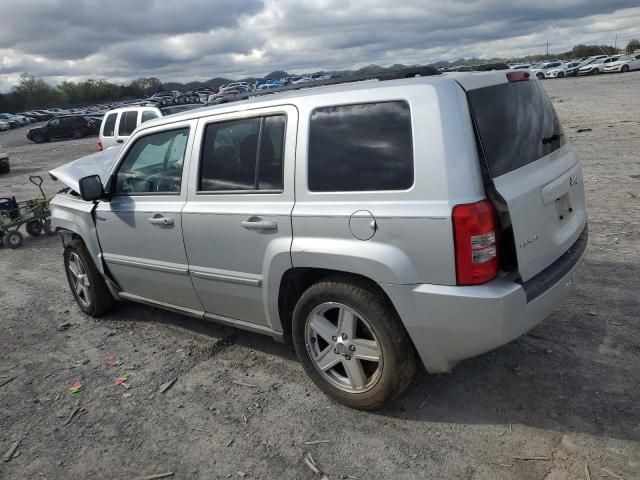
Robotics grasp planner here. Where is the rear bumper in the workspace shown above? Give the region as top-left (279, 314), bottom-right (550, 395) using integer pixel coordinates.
top-left (383, 225), bottom-right (588, 373)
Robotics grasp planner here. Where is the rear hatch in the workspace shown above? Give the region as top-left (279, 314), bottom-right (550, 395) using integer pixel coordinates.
top-left (457, 73), bottom-right (587, 282)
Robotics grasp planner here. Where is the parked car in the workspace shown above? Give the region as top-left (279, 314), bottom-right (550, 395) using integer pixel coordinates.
top-left (49, 67), bottom-right (587, 410)
top-left (578, 56), bottom-right (623, 75)
top-left (0, 121), bottom-right (10, 131)
top-left (529, 61), bottom-right (563, 79)
top-left (98, 104), bottom-right (202, 150)
top-left (604, 54), bottom-right (640, 73)
top-left (545, 62), bottom-right (580, 79)
top-left (26, 115), bottom-right (95, 143)
top-left (0, 146), bottom-right (8, 174)
top-left (0, 114), bottom-right (21, 128)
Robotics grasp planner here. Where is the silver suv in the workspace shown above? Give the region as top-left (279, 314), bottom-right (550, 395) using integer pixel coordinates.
top-left (49, 67), bottom-right (588, 410)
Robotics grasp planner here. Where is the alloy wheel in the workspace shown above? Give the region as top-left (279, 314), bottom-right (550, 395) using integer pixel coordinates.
top-left (305, 302), bottom-right (383, 393)
top-left (68, 252), bottom-right (92, 307)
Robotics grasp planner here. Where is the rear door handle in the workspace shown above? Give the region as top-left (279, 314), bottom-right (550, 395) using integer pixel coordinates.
top-left (116, 139), bottom-right (124, 144)
top-left (148, 215), bottom-right (174, 226)
top-left (241, 218), bottom-right (277, 231)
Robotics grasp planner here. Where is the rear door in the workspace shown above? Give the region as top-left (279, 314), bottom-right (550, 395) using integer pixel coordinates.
top-left (182, 106), bottom-right (296, 327)
top-left (460, 74), bottom-right (587, 282)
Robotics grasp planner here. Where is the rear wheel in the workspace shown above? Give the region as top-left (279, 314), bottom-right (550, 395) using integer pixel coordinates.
top-left (292, 277), bottom-right (416, 410)
top-left (64, 239), bottom-right (117, 317)
top-left (622, 65), bottom-right (630, 73)
top-left (26, 220), bottom-right (43, 237)
top-left (0, 162), bottom-right (9, 174)
top-left (3, 230), bottom-right (23, 249)
top-left (71, 129), bottom-right (85, 139)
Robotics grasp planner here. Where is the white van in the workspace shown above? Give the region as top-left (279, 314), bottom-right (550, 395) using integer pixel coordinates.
top-left (98, 106), bottom-right (162, 151)
top-left (98, 104), bottom-right (205, 150)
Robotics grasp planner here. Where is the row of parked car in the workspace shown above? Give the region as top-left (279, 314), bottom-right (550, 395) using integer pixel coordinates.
top-left (509, 53), bottom-right (640, 79)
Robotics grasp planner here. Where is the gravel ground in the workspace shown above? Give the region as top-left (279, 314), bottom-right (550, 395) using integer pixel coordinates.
top-left (1, 73), bottom-right (639, 480)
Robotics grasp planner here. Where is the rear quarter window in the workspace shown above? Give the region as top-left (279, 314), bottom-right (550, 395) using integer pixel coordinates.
top-left (308, 101), bottom-right (413, 192)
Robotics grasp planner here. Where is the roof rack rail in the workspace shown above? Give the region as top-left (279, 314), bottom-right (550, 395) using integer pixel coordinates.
top-left (210, 65), bottom-right (440, 105)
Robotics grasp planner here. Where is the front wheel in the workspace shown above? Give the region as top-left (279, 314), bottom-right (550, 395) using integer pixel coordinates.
top-left (64, 239), bottom-right (117, 317)
top-left (536, 72), bottom-right (544, 80)
top-left (622, 65), bottom-right (629, 73)
top-left (292, 277), bottom-right (416, 410)
top-left (558, 72), bottom-right (565, 78)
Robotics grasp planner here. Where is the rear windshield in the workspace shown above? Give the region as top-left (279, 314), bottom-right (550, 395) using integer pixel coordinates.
top-left (467, 80), bottom-right (565, 178)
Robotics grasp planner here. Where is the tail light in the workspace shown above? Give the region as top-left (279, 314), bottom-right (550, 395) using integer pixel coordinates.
top-left (506, 71), bottom-right (530, 82)
top-left (452, 199), bottom-right (499, 285)
top-left (97, 139), bottom-right (103, 151)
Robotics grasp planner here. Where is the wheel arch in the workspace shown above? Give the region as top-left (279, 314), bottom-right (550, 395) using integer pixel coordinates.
top-left (276, 267), bottom-right (411, 346)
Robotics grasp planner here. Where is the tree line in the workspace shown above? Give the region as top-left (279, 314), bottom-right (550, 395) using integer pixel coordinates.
top-left (0, 74), bottom-right (163, 114)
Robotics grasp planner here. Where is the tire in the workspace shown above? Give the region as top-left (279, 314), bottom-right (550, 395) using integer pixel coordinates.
top-left (291, 277), bottom-right (416, 410)
top-left (26, 220), bottom-right (43, 237)
top-left (3, 230), bottom-right (23, 249)
top-left (622, 65), bottom-right (629, 73)
top-left (32, 134), bottom-right (44, 144)
top-left (71, 129), bottom-right (85, 139)
top-left (43, 219), bottom-right (56, 236)
top-left (558, 72), bottom-right (565, 78)
top-left (536, 72), bottom-right (544, 80)
top-left (0, 162), bottom-right (9, 174)
top-left (64, 239), bottom-right (117, 317)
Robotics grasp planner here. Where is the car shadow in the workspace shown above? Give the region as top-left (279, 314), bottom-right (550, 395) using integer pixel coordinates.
top-left (100, 257), bottom-right (639, 442)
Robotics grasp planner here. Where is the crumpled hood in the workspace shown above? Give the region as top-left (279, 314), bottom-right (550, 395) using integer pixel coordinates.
top-left (49, 146), bottom-right (122, 192)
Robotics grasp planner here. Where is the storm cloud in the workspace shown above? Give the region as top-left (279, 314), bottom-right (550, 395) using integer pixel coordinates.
top-left (0, 0), bottom-right (638, 90)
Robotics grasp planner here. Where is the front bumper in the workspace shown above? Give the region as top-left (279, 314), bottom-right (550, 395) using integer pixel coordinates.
top-left (383, 225), bottom-right (588, 373)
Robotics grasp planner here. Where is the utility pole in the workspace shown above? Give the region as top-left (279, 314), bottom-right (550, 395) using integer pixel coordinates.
top-left (615, 34), bottom-right (618, 52)
top-left (546, 41), bottom-right (549, 56)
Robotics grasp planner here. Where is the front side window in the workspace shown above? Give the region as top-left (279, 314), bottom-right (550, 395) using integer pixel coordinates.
top-left (115, 128), bottom-right (189, 194)
top-left (118, 110), bottom-right (139, 136)
top-left (308, 101), bottom-right (414, 192)
top-left (199, 114), bottom-right (285, 191)
top-left (103, 113), bottom-right (117, 136)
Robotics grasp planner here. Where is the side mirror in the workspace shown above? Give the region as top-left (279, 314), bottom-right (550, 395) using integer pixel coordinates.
top-left (78, 175), bottom-right (105, 202)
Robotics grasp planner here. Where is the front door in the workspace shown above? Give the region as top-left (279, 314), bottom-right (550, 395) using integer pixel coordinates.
top-left (182, 106), bottom-right (297, 327)
top-left (95, 120), bottom-right (202, 310)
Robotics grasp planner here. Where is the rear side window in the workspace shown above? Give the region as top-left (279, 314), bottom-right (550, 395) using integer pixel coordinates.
top-left (103, 113), bottom-right (117, 136)
top-left (141, 110), bottom-right (159, 123)
top-left (468, 80), bottom-right (565, 178)
top-left (118, 111), bottom-right (139, 136)
top-left (308, 101), bottom-right (413, 192)
top-left (199, 115), bottom-right (286, 192)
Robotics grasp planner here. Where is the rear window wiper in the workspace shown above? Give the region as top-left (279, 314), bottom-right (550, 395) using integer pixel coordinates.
top-left (542, 133), bottom-right (563, 144)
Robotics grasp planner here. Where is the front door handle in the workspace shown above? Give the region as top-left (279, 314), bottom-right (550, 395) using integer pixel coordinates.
top-left (148, 215), bottom-right (174, 226)
top-left (241, 218), bottom-right (277, 231)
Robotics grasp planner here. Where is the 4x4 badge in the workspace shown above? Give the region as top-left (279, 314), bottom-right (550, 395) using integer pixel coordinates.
top-left (519, 233), bottom-right (539, 248)
top-left (569, 175), bottom-right (579, 187)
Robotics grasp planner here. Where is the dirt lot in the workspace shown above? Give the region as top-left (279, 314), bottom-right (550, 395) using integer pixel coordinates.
top-left (1, 73), bottom-right (639, 480)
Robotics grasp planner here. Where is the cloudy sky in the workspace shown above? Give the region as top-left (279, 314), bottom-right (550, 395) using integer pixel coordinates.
top-left (1, 0), bottom-right (639, 90)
